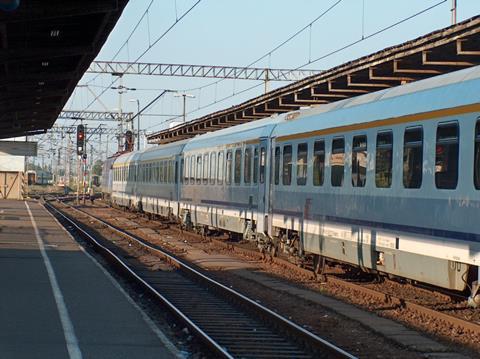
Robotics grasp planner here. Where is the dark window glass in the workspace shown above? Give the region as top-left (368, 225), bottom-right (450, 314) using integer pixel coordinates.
top-left (375, 132), bottom-right (393, 188)
top-left (196, 156), bottom-right (202, 184)
top-left (297, 143), bottom-right (308, 186)
top-left (435, 122), bottom-right (459, 189)
top-left (234, 149), bottom-right (242, 185)
top-left (175, 161), bottom-right (178, 184)
top-left (282, 145), bottom-right (292, 185)
top-left (475, 122), bottom-right (480, 190)
top-left (313, 140), bottom-right (325, 186)
top-left (403, 127), bottom-right (423, 189)
top-left (260, 147), bottom-right (266, 184)
top-left (331, 138), bottom-right (345, 187)
top-left (244, 147), bottom-right (252, 184)
top-left (226, 151), bottom-right (232, 185)
top-left (253, 147), bottom-right (259, 184)
top-left (274, 146), bottom-right (281, 185)
top-left (352, 135), bottom-right (367, 187)
top-left (217, 152), bottom-right (224, 184)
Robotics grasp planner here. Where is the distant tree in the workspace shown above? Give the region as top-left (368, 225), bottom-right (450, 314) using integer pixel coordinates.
top-left (92, 160), bottom-right (103, 176)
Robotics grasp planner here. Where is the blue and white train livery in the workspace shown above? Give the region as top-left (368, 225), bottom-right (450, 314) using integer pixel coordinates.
top-left (103, 65), bottom-right (480, 305)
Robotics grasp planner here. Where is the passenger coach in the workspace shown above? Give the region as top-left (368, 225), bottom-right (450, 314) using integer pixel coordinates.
top-left (103, 65), bottom-right (480, 306)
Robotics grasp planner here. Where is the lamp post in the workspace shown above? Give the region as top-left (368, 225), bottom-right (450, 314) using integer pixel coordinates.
top-left (174, 92), bottom-right (195, 123)
top-left (129, 99), bottom-right (141, 150)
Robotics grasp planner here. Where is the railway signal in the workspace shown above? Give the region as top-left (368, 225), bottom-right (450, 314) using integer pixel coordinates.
top-left (125, 130), bottom-right (134, 152)
top-left (76, 124), bottom-right (85, 155)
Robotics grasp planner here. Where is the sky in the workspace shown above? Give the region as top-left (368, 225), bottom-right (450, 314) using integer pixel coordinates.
top-left (61, 0), bottom-right (480, 149)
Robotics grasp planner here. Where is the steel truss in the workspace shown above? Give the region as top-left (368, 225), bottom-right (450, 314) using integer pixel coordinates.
top-left (87, 61), bottom-right (322, 81)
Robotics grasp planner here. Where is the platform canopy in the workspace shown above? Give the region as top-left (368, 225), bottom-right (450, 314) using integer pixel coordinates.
top-left (0, 0), bottom-right (129, 139)
top-left (148, 15), bottom-right (480, 145)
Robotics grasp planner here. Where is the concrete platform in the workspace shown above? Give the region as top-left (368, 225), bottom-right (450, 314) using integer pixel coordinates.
top-left (0, 200), bottom-right (178, 359)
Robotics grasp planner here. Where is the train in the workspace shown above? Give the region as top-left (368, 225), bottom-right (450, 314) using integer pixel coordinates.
top-left (102, 65), bottom-right (480, 306)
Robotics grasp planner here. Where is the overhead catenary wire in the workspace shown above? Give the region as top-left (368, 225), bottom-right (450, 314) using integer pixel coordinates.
top-left (145, 0), bottom-right (448, 132)
top-left (81, 0), bottom-right (203, 114)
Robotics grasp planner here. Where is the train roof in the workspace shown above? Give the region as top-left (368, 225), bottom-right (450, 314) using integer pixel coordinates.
top-left (183, 115), bottom-right (285, 151)
top-left (114, 139), bottom-right (188, 165)
top-left (271, 65), bottom-right (480, 139)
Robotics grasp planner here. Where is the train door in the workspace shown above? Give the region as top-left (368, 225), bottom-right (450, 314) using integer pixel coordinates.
top-left (256, 137), bottom-right (271, 235)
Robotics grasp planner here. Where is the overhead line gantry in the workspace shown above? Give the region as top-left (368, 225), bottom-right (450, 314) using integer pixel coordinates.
top-left (87, 61), bottom-right (323, 81)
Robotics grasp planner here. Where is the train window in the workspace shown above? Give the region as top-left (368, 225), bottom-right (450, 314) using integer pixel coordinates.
top-left (234, 149), bottom-right (242, 185)
top-left (274, 146), bottom-right (281, 185)
top-left (297, 143), bottom-right (308, 186)
top-left (260, 147), bottom-right (266, 184)
top-left (253, 147), bottom-right (259, 184)
top-left (159, 162), bottom-right (163, 183)
top-left (244, 147), bottom-right (252, 184)
top-left (210, 153), bottom-right (216, 184)
top-left (184, 157), bottom-right (188, 184)
top-left (283, 145), bottom-right (292, 186)
top-left (196, 155), bottom-right (202, 184)
top-left (375, 132), bottom-right (393, 188)
top-left (170, 160), bottom-right (175, 183)
top-left (226, 151), bottom-right (232, 185)
top-left (203, 154), bottom-right (209, 184)
top-left (175, 161), bottom-right (178, 184)
top-left (190, 156), bottom-right (195, 183)
top-left (403, 127), bottom-right (423, 189)
top-left (217, 151), bottom-right (224, 184)
top-left (331, 138), bottom-right (345, 187)
top-left (313, 141), bottom-right (325, 186)
top-left (474, 122), bottom-right (480, 187)
top-left (352, 135), bottom-right (367, 187)
top-left (435, 122), bottom-right (459, 189)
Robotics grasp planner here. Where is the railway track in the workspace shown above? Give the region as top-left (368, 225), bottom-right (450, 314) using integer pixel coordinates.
top-left (60, 199), bottom-right (480, 346)
top-left (44, 199), bottom-right (355, 359)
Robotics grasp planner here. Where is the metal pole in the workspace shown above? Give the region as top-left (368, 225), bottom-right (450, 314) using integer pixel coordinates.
top-left (137, 100), bottom-right (140, 150)
top-left (451, 0), bottom-right (457, 25)
top-left (182, 94), bottom-right (186, 123)
top-left (118, 76), bottom-right (123, 152)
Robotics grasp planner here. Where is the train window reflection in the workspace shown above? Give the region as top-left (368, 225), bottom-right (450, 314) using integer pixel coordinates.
top-left (183, 157), bottom-right (188, 183)
top-left (210, 153), bottom-right (216, 184)
top-left (226, 151), bottom-right (232, 185)
top-left (253, 147), bottom-right (259, 184)
top-left (313, 140), bottom-right (325, 186)
top-left (203, 154), bottom-right (209, 184)
top-left (234, 149), bottom-right (242, 185)
top-left (260, 147), bottom-right (266, 184)
top-left (217, 151), bottom-right (224, 184)
top-left (190, 156), bottom-right (195, 183)
top-left (283, 145), bottom-right (292, 186)
top-left (475, 121), bottom-right (480, 190)
top-left (331, 138), bottom-right (345, 187)
top-left (375, 131), bottom-right (393, 188)
top-left (244, 147), bottom-right (252, 184)
top-left (274, 146), bottom-right (280, 185)
top-left (297, 143), bottom-right (308, 186)
top-left (435, 122), bottom-right (459, 189)
top-left (403, 127), bottom-right (423, 189)
top-left (196, 155), bottom-right (202, 184)
top-left (352, 135), bottom-right (367, 187)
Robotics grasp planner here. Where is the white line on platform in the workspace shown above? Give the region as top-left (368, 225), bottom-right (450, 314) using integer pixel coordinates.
top-left (43, 202), bottom-right (182, 358)
top-left (25, 201), bottom-right (82, 359)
